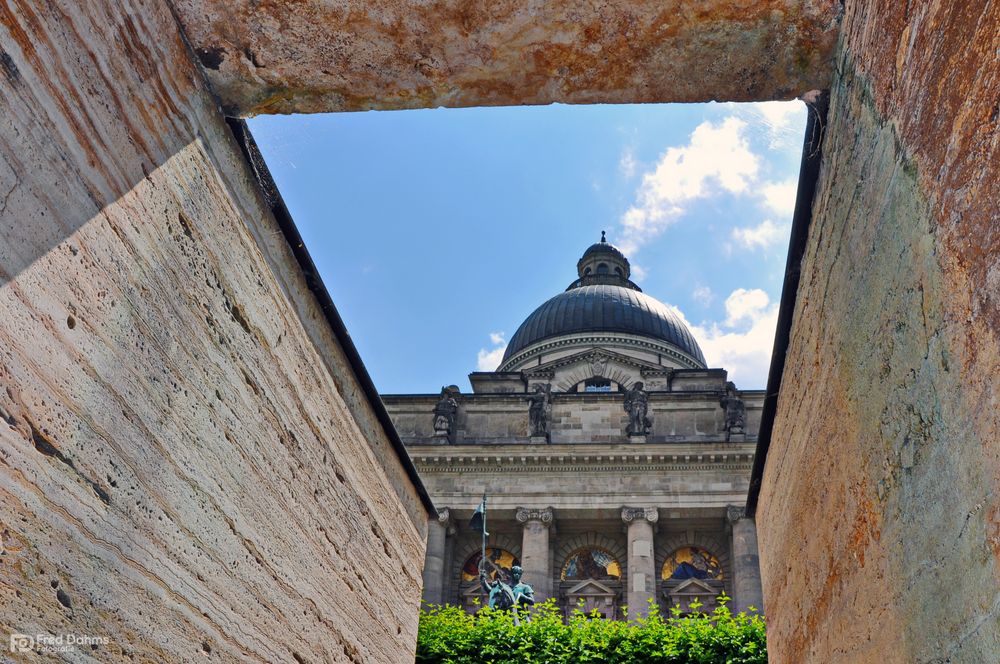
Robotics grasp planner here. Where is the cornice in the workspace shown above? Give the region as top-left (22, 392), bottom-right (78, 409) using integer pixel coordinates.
top-left (499, 332), bottom-right (704, 373)
top-left (411, 450), bottom-right (754, 474)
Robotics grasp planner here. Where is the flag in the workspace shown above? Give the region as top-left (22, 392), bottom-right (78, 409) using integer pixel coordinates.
top-left (469, 496), bottom-right (488, 535)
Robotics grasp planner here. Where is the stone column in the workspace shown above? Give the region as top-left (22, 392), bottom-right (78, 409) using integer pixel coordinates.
top-left (515, 507), bottom-right (554, 602)
top-left (622, 507), bottom-right (658, 618)
top-left (422, 508), bottom-right (450, 606)
top-left (727, 505), bottom-right (764, 615)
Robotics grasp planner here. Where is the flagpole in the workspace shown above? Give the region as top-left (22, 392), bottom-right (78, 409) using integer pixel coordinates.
top-left (481, 492), bottom-right (487, 578)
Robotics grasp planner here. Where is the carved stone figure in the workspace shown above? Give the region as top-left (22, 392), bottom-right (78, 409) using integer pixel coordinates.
top-left (623, 381), bottom-right (652, 435)
top-left (526, 383), bottom-right (552, 438)
top-left (433, 386), bottom-right (460, 439)
top-left (720, 381), bottom-right (746, 441)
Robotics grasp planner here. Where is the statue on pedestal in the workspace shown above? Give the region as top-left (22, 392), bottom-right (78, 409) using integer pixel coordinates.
top-left (623, 381), bottom-right (652, 435)
top-left (526, 383), bottom-right (552, 439)
top-left (720, 381), bottom-right (746, 441)
top-left (432, 386), bottom-right (460, 440)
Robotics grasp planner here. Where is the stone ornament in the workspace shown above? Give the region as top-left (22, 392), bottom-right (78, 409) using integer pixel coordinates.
top-left (515, 507), bottom-right (554, 525)
top-left (720, 381), bottom-right (746, 441)
top-left (725, 504), bottom-right (745, 524)
top-left (437, 507), bottom-right (451, 525)
top-left (621, 507), bottom-right (659, 524)
top-left (588, 353), bottom-right (608, 378)
top-left (526, 383), bottom-right (552, 438)
top-left (433, 385), bottom-right (460, 439)
top-left (623, 381), bottom-right (652, 435)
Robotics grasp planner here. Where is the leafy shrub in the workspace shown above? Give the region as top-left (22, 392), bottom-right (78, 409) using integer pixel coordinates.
top-left (416, 596), bottom-right (766, 664)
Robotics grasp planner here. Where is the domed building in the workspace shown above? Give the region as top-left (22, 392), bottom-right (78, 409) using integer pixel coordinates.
top-left (383, 235), bottom-right (765, 619)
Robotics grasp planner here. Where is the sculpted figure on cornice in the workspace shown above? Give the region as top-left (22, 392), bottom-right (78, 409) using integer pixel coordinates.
top-left (526, 383), bottom-right (552, 438)
top-left (623, 381), bottom-right (652, 435)
top-left (720, 381), bottom-right (746, 441)
top-left (433, 385), bottom-right (460, 440)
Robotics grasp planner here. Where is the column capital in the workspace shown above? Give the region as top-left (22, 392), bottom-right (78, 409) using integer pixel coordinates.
top-left (515, 506), bottom-right (554, 525)
top-left (621, 506), bottom-right (658, 524)
top-left (436, 507), bottom-right (451, 526)
top-left (726, 504), bottom-right (746, 525)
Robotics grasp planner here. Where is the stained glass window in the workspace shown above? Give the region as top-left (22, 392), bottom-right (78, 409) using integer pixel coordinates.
top-left (461, 548), bottom-right (520, 582)
top-left (661, 547), bottom-right (723, 581)
top-left (561, 547), bottom-right (622, 580)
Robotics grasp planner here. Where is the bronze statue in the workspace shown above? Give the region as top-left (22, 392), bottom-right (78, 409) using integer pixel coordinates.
top-left (624, 381), bottom-right (652, 435)
top-left (720, 381), bottom-right (746, 441)
top-left (433, 386), bottom-right (460, 439)
top-left (526, 383), bottom-right (552, 438)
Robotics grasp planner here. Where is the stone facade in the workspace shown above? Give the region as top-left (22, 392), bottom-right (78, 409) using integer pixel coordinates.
top-left (385, 240), bottom-right (765, 619)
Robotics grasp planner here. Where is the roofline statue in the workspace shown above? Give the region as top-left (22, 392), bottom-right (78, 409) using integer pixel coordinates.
top-left (720, 381), bottom-right (746, 442)
top-left (624, 381), bottom-right (652, 436)
top-left (526, 383), bottom-right (552, 440)
top-left (433, 385), bottom-right (460, 442)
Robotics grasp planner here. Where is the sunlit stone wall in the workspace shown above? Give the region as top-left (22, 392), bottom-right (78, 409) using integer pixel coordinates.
top-left (0, 1), bottom-right (428, 661)
top-left (757, 1), bottom-right (1000, 661)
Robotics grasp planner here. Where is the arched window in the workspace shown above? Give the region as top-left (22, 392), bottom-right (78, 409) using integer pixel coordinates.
top-left (583, 378), bottom-right (611, 393)
top-left (584, 267), bottom-right (592, 276)
top-left (661, 547), bottom-right (723, 581)
top-left (461, 548), bottom-right (520, 582)
top-left (597, 263), bottom-right (609, 275)
top-left (614, 266), bottom-right (623, 276)
top-left (561, 547), bottom-right (621, 580)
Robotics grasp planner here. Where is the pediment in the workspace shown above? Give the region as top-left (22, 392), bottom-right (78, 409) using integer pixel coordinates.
top-left (669, 578), bottom-right (718, 596)
top-left (565, 579), bottom-right (617, 597)
top-left (526, 348), bottom-right (658, 376)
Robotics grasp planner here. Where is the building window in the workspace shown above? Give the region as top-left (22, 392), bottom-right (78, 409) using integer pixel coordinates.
top-left (661, 547), bottom-right (724, 581)
top-left (561, 547), bottom-right (621, 580)
top-left (583, 378), bottom-right (611, 392)
top-left (461, 548), bottom-right (520, 582)
top-left (584, 267), bottom-right (592, 275)
top-left (597, 263), bottom-right (609, 275)
top-left (614, 266), bottom-right (623, 276)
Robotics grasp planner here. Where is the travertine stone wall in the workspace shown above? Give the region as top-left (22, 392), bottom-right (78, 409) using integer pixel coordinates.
top-left (0, 1), bottom-right (427, 661)
top-left (757, 0), bottom-right (1000, 661)
top-left (169, 0), bottom-right (841, 115)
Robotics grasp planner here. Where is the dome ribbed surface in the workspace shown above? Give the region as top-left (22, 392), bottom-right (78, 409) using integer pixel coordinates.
top-left (501, 285), bottom-right (706, 366)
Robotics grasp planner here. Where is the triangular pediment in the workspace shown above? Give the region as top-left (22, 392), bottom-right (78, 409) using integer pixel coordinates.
top-left (566, 579), bottom-right (617, 596)
top-left (526, 348), bottom-right (659, 377)
top-left (669, 578), bottom-right (718, 596)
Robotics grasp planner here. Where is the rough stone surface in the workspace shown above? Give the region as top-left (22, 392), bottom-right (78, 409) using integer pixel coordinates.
top-left (757, 0), bottom-right (1000, 661)
top-left (170, 0), bottom-right (842, 115)
top-left (0, 0), bottom-right (427, 660)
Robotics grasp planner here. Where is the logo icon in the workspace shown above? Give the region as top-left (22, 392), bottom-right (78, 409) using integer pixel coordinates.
top-left (10, 633), bottom-right (34, 653)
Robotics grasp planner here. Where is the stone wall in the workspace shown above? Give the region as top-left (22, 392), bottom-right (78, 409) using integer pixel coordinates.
top-left (0, 1), bottom-right (428, 661)
top-left (757, 0), bottom-right (1000, 661)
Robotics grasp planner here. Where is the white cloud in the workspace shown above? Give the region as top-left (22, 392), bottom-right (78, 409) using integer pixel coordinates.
top-left (619, 149), bottom-right (638, 178)
top-left (752, 101), bottom-right (805, 136)
top-left (673, 288), bottom-right (779, 389)
top-left (759, 179), bottom-right (798, 217)
top-left (618, 117), bottom-right (759, 255)
top-left (730, 219), bottom-right (789, 251)
top-left (476, 332), bottom-right (507, 371)
top-left (692, 284), bottom-right (714, 306)
top-left (630, 264), bottom-right (648, 282)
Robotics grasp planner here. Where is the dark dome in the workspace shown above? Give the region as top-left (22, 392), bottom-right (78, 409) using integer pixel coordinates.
top-left (500, 285), bottom-right (706, 366)
top-left (581, 241), bottom-right (627, 262)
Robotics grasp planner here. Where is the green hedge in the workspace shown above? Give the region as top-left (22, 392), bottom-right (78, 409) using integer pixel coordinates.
top-left (416, 596), bottom-right (766, 664)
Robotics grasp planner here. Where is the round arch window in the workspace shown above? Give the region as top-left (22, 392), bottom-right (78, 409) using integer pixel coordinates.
top-left (661, 547), bottom-right (723, 581)
top-left (461, 548), bottom-right (519, 582)
top-left (597, 263), bottom-right (609, 275)
top-left (561, 547), bottom-right (621, 580)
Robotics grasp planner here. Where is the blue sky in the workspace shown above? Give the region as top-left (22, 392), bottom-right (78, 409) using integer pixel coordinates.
top-left (248, 101), bottom-right (806, 394)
